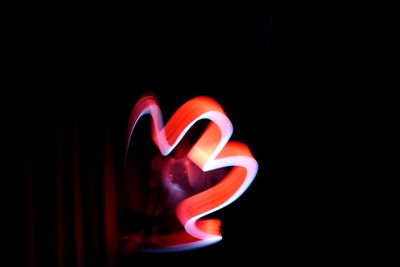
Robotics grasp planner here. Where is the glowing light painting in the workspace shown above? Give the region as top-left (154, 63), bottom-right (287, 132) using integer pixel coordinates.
top-left (124, 94), bottom-right (258, 252)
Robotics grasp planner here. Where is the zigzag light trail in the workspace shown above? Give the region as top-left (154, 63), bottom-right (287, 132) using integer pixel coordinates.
top-left (125, 94), bottom-right (258, 252)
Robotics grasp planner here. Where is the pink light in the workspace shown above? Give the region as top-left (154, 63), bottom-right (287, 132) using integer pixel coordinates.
top-left (125, 94), bottom-right (258, 251)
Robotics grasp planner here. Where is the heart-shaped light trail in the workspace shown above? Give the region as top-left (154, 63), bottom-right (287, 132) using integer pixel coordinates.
top-left (125, 94), bottom-right (258, 252)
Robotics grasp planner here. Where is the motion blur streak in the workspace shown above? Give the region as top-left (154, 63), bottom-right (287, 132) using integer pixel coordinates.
top-left (126, 94), bottom-right (258, 251)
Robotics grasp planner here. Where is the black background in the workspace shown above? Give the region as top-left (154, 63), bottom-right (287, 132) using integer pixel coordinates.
top-left (7, 14), bottom-right (399, 265)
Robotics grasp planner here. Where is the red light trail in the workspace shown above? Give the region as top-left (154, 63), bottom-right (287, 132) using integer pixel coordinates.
top-left (125, 94), bottom-right (258, 251)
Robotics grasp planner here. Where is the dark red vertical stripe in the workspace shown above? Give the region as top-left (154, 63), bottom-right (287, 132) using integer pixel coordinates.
top-left (88, 160), bottom-right (99, 267)
top-left (55, 136), bottom-right (64, 267)
top-left (71, 128), bottom-right (83, 267)
top-left (104, 133), bottom-right (118, 267)
top-left (25, 145), bottom-right (35, 267)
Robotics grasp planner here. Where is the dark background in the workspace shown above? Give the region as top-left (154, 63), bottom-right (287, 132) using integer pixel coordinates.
top-left (7, 14), bottom-right (399, 265)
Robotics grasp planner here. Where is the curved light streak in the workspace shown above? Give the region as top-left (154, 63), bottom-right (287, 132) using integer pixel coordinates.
top-left (125, 94), bottom-right (258, 251)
